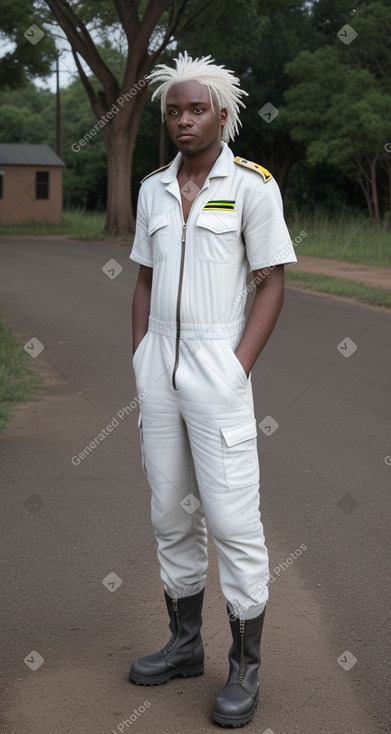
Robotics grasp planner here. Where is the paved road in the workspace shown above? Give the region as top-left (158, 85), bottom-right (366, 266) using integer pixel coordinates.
top-left (0, 237), bottom-right (390, 734)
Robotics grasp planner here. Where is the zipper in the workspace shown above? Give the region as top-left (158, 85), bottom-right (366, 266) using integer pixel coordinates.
top-left (172, 223), bottom-right (187, 390)
top-left (172, 185), bottom-right (207, 390)
top-left (166, 598), bottom-right (181, 653)
top-left (238, 618), bottom-right (246, 683)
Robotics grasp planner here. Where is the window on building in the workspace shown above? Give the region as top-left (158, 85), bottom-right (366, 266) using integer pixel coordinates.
top-left (0, 169), bottom-right (4, 199)
top-left (36, 171), bottom-right (49, 199)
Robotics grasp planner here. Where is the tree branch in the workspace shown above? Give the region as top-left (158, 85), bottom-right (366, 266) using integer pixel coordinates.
top-left (119, 0), bottom-right (170, 91)
top-left (113, 0), bottom-right (140, 44)
top-left (143, 0), bottom-right (211, 72)
top-left (168, 0), bottom-right (212, 41)
top-left (136, 0), bottom-right (171, 52)
top-left (45, 0), bottom-right (119, 103)
top-left (71, 49), bottom-right (100, 116)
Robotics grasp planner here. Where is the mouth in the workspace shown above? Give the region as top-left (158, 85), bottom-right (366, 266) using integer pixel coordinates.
top-left (176, 133), bottom-right (196, 141)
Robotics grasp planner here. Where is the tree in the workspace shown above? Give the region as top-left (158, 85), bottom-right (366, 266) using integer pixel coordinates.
top-left (37, 0), bottom-right (213, 234)
top-left (174, 0), bottom-right (315, 195)
top-left (175, 0), bottom-right (373, 196)
top-left (347, 0), bottom-right (391, 90)
top-left (0, 84), bottom-right (54, 142)
top-left (283, 47), bottom-right (391, 223)
top-left (0, 74), bottom-right (161, 212)
top-left (0, 0), bottom-right (56, 87)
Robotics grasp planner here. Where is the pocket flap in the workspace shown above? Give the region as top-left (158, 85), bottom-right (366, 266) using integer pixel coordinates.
top-left (148, 212), bottom-right (169, 235)
top-left (221, 419), bottom-right (257, 447)
top-left (197, 211), bottom-right (238, 234)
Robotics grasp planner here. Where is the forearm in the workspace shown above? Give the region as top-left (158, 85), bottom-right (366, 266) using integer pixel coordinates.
top-left (235, 265), bottom-right (285, 376)
top-left (132, 266), bottom-right (152, 354)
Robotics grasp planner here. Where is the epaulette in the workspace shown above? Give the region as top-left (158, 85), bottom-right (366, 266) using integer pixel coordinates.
top-left (141, 162), bottom-right (171, 184)
top-left (234, 157), bottom-right (273, 183)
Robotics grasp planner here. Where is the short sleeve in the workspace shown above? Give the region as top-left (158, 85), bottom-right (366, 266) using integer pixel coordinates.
top-left (129, 187), bottom-right (154, 267)
top-left (242, 178), bottom-right (297, 271)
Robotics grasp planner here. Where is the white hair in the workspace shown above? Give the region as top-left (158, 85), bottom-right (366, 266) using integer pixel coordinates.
top-left (147, 51), bottom-right (248, 142)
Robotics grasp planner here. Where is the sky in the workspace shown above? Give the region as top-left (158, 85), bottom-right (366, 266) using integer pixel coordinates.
top-left (35, 48), bottom-right (79, 92)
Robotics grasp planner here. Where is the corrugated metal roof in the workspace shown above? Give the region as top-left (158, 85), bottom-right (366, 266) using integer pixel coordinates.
top-left (0, 144), bottom-right (65, 166)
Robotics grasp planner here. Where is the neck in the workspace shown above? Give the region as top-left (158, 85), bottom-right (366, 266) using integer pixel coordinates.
top-left (179, 140), bottom-right (223, 178)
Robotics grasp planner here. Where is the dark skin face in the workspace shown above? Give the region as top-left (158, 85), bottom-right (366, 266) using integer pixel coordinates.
top-left (165, 81), bottom-right (228, 166)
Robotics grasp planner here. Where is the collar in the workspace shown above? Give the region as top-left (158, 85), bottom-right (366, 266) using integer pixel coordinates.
top-left (160, 141), bottom-right (233, 184)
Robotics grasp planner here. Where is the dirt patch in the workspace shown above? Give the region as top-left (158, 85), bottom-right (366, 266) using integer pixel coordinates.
top-left (294, 256), bottom-right (391, 290)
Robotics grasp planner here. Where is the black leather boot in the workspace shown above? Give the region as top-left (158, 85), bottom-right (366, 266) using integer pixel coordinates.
top-left (129, 589), bottom-right (204, 685)
top-left (212, 607), bottom-right (266, 727)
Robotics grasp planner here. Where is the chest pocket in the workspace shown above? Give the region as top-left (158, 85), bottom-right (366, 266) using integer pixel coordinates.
top-left (196, 211), bottom-right (239, 264)
top-left (148, 212), bottom-right (169, 263)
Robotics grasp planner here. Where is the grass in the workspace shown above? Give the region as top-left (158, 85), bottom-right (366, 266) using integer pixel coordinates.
top-left (0, 209), bottom-right (107, 240)
top-left (1, 208), bottom-right (389, 264)
top-left (1, 207), bottom-right (390, 308)
top-left (287, 210), bottom-right (391, 267)
top-left (285, 271), bottom-right (391, 309)
top-left (0, 316), bottom-right (43, 430)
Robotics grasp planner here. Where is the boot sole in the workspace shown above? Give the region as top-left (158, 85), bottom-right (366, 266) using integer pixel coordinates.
top-left (212, 696), bottom-right (258, 728)
top-left (129, 664), bottom-right (204, 686)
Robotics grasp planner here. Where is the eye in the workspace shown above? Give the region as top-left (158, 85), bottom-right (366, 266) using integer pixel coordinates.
top-left (167, 109), bottom-right (179, 116)
top-left (194, 107), bottom-right (205, 114)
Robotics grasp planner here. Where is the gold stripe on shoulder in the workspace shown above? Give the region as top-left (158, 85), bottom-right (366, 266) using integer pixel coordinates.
top-left (141, 162), bottom-right (172, 184)
top-left (234, 157), bottom-right (273, 183)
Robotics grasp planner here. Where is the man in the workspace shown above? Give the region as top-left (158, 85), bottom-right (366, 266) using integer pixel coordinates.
top-left (129, 51), bottom-right (297, 727)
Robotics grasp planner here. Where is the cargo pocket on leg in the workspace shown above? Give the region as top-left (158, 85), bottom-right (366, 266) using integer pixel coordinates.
top-left (221, 420), bottom-right (259, 490)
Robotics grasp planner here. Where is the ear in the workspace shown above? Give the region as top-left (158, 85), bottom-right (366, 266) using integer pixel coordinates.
top-left (220, 107), bottom-right (228, 128)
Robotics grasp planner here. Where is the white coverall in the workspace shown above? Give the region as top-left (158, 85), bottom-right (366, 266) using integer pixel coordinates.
top-left (130, 141), bottom-right (297, 619)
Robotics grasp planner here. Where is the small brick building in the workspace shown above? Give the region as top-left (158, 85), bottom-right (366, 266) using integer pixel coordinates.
top-left (0, 144), bottom-right (65, 225)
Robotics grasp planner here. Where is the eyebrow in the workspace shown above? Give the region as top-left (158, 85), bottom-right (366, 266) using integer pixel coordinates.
top-left (166, 101), bottom-right (208, 107)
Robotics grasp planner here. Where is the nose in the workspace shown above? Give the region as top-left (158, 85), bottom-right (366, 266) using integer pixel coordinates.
top-left (177, 111), bottom-right (193, 128)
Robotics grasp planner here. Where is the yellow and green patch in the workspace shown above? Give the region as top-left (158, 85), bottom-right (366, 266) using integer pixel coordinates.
top-left (203, 200), bottom-right (235, 211)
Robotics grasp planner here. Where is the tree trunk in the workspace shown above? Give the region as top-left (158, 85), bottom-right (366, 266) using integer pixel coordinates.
top-left (388, 165), bottom-right (391, 218)
top-left (370, 158), bottom-right (380, 225)
top-left (159, 122), bottom-right (166, 168)
top-left (354, 155), bottom-right (374, 220)
top-left (248, 133), bottom-right (300, 198)
top-left (272, 142), bottom-right (301, 197)
top-left (357, 173), bottom-right (374, 220)
top-left (104, 130), bottom-right (134, 233)
top-left (43, 0), bottom-right (214, 235)
top-left (103, 86), bottom-right (149, 235)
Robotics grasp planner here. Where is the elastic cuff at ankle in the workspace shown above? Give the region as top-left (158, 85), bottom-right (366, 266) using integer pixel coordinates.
top-left (164, 581), bottom-right (205, 599)
top-left (227, 600), bottom-right (266, 621)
